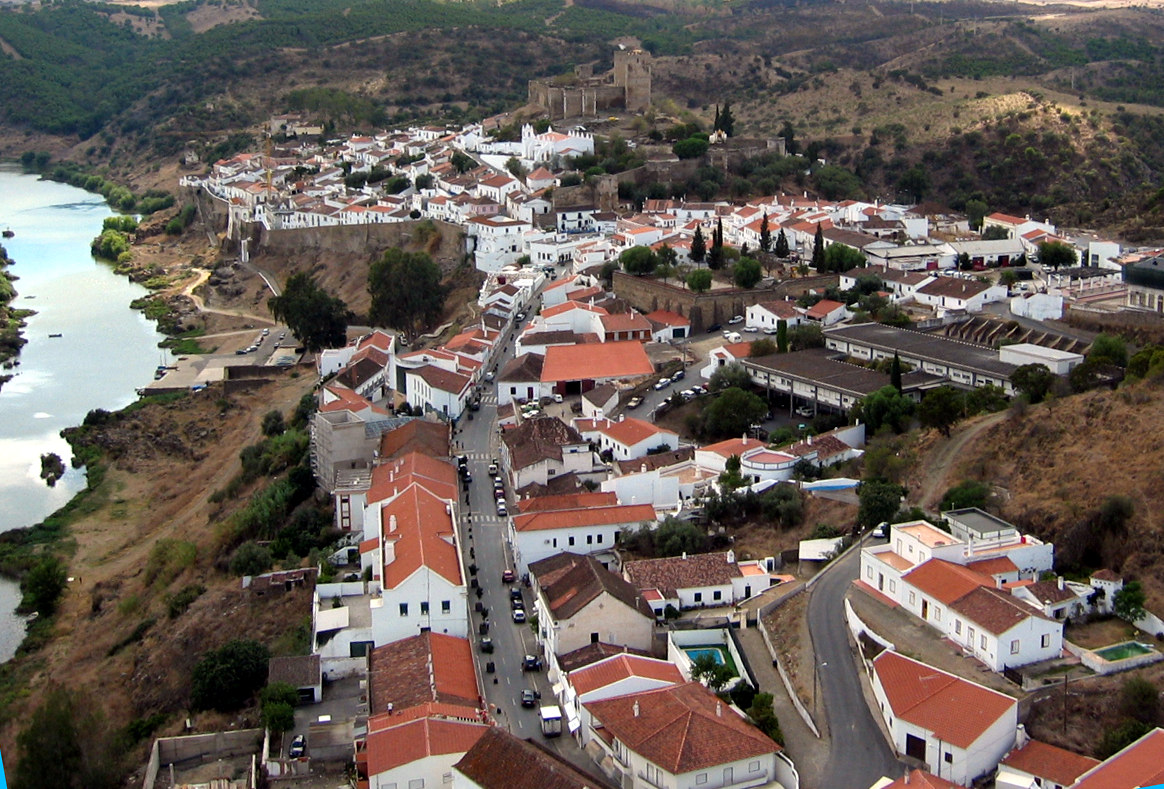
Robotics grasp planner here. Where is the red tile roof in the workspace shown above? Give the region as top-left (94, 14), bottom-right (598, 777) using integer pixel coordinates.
top-left (516, 492), bottom-right (618, 513)
top-left (600, 312), bottom-right (652, 334)
top-left (513, 503), bottom-right (656, 533)
top-left (365, 715), bottom-right (488, 776)
top-left (950, 586), bottom-right (1050, 636)
top-left (986, 212), bottom-right (1027, 225)
top-left (378, 421), bottom-right (450, 460)
top-left (872, 651), bottom-right (1016, 749)
top-left (756, 301), bottom-right (800, 320)
top-left (880, 770), bottom-right (960, 789)
top-left (624, 552), bottom-right (742, 598)
top-left (411, 364), bottom-right (472, 395)
top-left (368, 633), bottom-right (480, 714)
top-left (1000, 739), bottom-right (1099, 786)
top-left (964, 556), bottom-right (1018, 577)
top-left (902, 559), bottom-right (992, 605)
top-left (368, 452), bottom-right (458, 504)
top-left (918, 277), bottom-right (992, 300)
top-left (699, 437), bottom-right (765, 460)
top-left (570, 654), bottom-right (684, 696)
top-left (542, 301), bottom-right (608, 319)
top-left (1072, 727), bottom-right (1164, 788)
top-left (720, 341), bottom-right (753, 358)
top-left (584, 682), bottom-right (779, 773)
top-left (541, 341), bottom-right (654, 383)
top-left (530, 552), bottom-right (653, 620)
top-left (595, 417), bottom-right (675, 448)
top-left (380, 484), bottom-right (462, 588)
top-left (644, 310), bottom-right (690, 327)
top-left (454, 727), bottom-right (617, 789)
top-left (806, 299), bottom-right (846, 320)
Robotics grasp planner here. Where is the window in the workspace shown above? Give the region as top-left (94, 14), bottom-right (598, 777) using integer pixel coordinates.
top-left (713, 590), bottom-right (722, 601)
top-left (944, 753), bottom-right (952, 764)
top-left (934, 608), bottom-right (941, 622)
top-left (908, 591), bottom-right (916, 605)
top-left (980, 634), bottom-right (987, 650)
top-left (597, 534), bottom-right (603, 544)
top-left (441, 600), bottom-right (451, 614)
top-left (409, 780), bottom-right (424, 789)
top-left (421, 601), bottom-right (430, 615)
top-left (749, 761), bottom-right (760, 773)
top-left (968, 626), bottom-right (976, 644)
top-left (400, 603), bottom-right (409, 616)
top-left (866, 566), bottom-right (873, 580)
top-left (955, 620), bottom-right (962, 635)
top-left (694, 592), bottom-right (703, 603)
top-left (552, 539), bottom-right (558, 548)
top-left (696, 775), bottom-right (707, 786)
top-left (586, 535), bottom-right (593, 545)
top-left (889, 580), bottom-right (896, 593)
top-left (569, 536), bottom-right (575, 546)
top-left (1041, 633), bottom-right (1051, 648)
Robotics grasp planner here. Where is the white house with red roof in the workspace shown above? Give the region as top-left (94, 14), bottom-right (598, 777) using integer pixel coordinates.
top-left (359, 708), bottom-right (489, 789)
top-left (467, 215), bottom-right (532, 272)
top-left (359, 478), bottom-right (469, 645)
top-left (871, 651), bottom-right (1018, 786)
top-left (475, 173), bottom-right (520, 203)
top-left (541, 341), bottom-right (655, 397)
top-left (803, 298), bottom-right (850, 326)
top-left (317, 329), bottom-right (395, 379)
top-left (915, 277), bottom-right (1008, 314)
top-left (563, 652), bottom-right (684, 741)
top-left (575, 415), bottom-right (679, 461)
top-left (521, 124), bottom-right (595, 162)
top-left (746, 300), bottom-right (803, 333)
top-left (644, 310), bottom-right (691, 342)
top-left (694, 436), bottom-right (766, 475)
top-left (981, 212), bottom-right (1056, 242)
top-left (526, 166), bottom-right (556, 191)
top-left (510, 501), bottom-right (658, 574)
top-left (582, 682), bottom-right (799, 789)
top-left (404, 364), bottom-right (473, 419)
top-left (995, 737), bottom-right (1099, 789)
top-left (701, 340), bottom-right (754, 380)
top-left (623, 550), bottom-right (775, 616)
top-left (1069, 727), bottom-right (1164, 789)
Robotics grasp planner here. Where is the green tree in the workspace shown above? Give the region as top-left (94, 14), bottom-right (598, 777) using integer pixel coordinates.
top-left (965, 199), bottom-right (988, 231)
top-left (1120, 677), bottom-right (1159, 725)
top-left (918, 385), bottom-right (964, 437)
top-left (13, 688), bottom-right (123, 789)
top-left (715, 101), bottom-right (735, 137)
top-left (759, 213), bottom-right (771, 253)
top-left (890, 352), bottom-right (903, 392)
top-left (747, 692), bottom-right (784, 746)
top-left (776, 320), bottom-right (788, 353)
top-left (982, 225), bottom-right (1010, 240)
top-left (857, 479), bottom-right (906, 529)
top-left (734, 257), bottom-right (762, 289)
top-left (268, 272), bottom-right (349, 353)
top-left (813, 165), bottom-right (863, 200)
top-left (673, 137), bottom-right (709, 159)
top-left (505, 156), bottom-right (526, 178)
top-left (691, 653), bottom-right (735, 690)
top-left (853, 385), bottom-right (914, 434)
top-left (811, 224), bottom-right (825, 271)
top-left (774, 228), bottom-right (790, 259)
top-left (687, 268), bottom-right (713, 293)
top-left (750, 338), bottom-right (777, 357)
top-left (262, 701), bottom-right (296, 734)
top-left (719, 454), bottom-right (746, 492)
top-left (703, 387), bottom-right (768, 439)
top-left (709, 362), bottom-right (752, 392)
top-left (897, 165), bottom-right (930, 202)
top-left (1011, 363), bottom-right (1056, 404)
top-left (261, 410), bottom-right (286, 437)
top-left (690, 225), bottom-right (707, 267)
top-left (1088, 334), bottom-right (1128, 367)
top-left (191, 639), bottom-right (271, 711)
top-left (708, 219), bottom-right (725, 271)
top-left (368, 248), bottom-right (446, 335)
top-left (1038, 240), bottom-right (1077, 271)
top-left (21, 554), bottom-right (68, 617)
top-left (230, 542), bottom-right (273, 576)
top-left (940, 479), bottom-right (990, 511)
top-left (788, 324), bottom-right (824, 351)
top-left (451, 151), bottom-right (475, 173)
top-left (620, 245), bottom-right (658, 276)
top-left (653, 517), bottom-right (708, 556)
top-left (1114, 580), bottom-right (1147, 623)
top-left (824, 243), bottom-right (865, 272)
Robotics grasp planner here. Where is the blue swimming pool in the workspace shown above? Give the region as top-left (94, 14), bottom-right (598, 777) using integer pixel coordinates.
top-left (685, 647), bottom-right (726, 665)
top-left (803, 478), bottom-right (860, 491)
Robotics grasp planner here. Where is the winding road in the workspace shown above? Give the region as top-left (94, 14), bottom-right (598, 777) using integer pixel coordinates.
top-left (807, 545), bottom-right (903, 788)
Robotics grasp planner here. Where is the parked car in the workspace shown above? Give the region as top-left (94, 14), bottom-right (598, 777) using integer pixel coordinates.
top-left (744, 326), bottom-right (759, 333)
top-left (626, 396), bottom-right (643, 409)
top-left (502, 569), bottom-right (516, 583)
top-left (496, 501), bottom-right (508, 517)
top-left (512, 608), bottom-right (527, 624)
top-left (794, 406), bottom-right (814, 418)
top-left (523, 655), bottom-right (543, 671)
top-left (763, 327), bottom-right (780, 335)
top-left (681, 389), bottom-right (696, 400)
top-left (707, 323), bottom-right (722, 333)
top-left (488, 461), bottom-right (499, 476)
top-left (480, 637), bottom-right (494, 653)
top-left (511, 595), bottom-right (525, 610)
top-left (553, 393), bottom-right (564, 403)
top-left (728, 315), bottom-right (744, 324)
top-left (484, 371), bottom-right (495, 382)
top-left (872, 522), bottom-right (888, 539)
top-left (672, 369), bottom-right (685, 381)
top-left (653, 377), bottom-right (671, 391)
top-left (521, 689), bottom-right (539, 708)
top-left (457, 454), bottom-right (468, 469)
top-left (691, 384), bottom-right (706, 395)
top-left (289, 735), bottom-right (306, 758)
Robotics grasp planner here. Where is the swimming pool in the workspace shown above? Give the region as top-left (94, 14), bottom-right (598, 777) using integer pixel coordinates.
top-left (1095, 641), bottom-right (1156, 662)
top-left (685, 647), bottom-right (726, 665)
top-left (802, 478), bottom-right (860, 491)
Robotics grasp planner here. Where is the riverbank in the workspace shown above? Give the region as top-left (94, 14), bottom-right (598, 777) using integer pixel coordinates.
top-left (0, 244), bottom-right (32, 390)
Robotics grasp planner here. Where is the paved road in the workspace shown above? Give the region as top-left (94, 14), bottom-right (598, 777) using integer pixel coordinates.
top-left (807, 543), bottom-right (902, 788)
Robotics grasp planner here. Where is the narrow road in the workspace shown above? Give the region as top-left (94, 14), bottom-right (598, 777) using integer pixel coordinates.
top-left (181, 268), bottom-right (274, 325)
top-left (807, 547), bottom-right (902, 788)
top-left (915, 411), bottom-right (1007, 511)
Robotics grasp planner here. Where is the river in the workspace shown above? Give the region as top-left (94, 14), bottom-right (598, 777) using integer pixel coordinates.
top-left (0, 164), bottom-right (165, 661)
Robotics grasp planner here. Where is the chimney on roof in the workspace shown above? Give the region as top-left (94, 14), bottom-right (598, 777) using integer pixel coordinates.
top-left (619, 414), bottom-right (624, 422)
top-left (903, 770), bottom-right (910, 785)
top-left (682, 552), bottom-right (687, 560)
top-left (996, 576), bottom-right (1003, 590)
top-left (641, 463), bottom-right (647, 473)
top-left (633, 701), bottom-right (640, 717)
top-left (389, 515), bottom-right (397, 532)
top-left (808, 435), bottom-right (813, 446)
top-left (1058, 576), bottom-right (1065, 591)
top-left (716, 701), bottom-right (722, 717)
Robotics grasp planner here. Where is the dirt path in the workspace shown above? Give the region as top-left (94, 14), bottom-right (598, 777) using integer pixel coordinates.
top-left (915, 411), bottom-right (1007, 511)
top-left (181, 268), bottom-right (274, 325)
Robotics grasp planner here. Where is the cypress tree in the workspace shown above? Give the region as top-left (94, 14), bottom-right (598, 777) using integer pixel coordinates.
top-left (890, 352), bottom-right (903, 391)
top-left (760, 213), bottom-right (771, 253)
top-left (691, 225), bottom-right (706, 267)
top-left (811, 224), bottom-right (825, 271)
top-left (777, 320), bottom-right (788, 353)
top-left (775, 228), bottom-right (789, 259)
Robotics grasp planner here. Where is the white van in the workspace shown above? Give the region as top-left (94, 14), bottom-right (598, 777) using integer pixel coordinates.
top-left (725, 331), bottom-right (743, 343)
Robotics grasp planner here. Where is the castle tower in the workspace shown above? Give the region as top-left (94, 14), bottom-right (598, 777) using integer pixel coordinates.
top-left (613, 49), bottom-right (652, 113)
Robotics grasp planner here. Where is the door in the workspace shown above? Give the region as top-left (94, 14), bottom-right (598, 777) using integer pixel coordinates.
top-left (878, 573), bottom-right (884, 592)
top-left (722, 766), bottom-right (734, 786)
top-left (921, 599), bottom-right (929, 619)
top-left (905, 733), bottom-right (926, 761)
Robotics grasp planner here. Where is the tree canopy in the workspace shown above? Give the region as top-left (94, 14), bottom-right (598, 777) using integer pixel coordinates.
top-left (734, 257), bottom-right (762, 288)
top-left (918, 385), bottom-right (964, 437)
top-left (1037, 240), bottom-right (1077, 270)
top-left (857, 479), bottom-right (906, 529)
top-left (702, 387), bottom-right (768, 439)
top-left (268, 272), bottom-right (349, 353)
top-left (686, 268), bottom-right (712, 293)
top-left (853, 385), bottom-right (914, 434)
top-left (368, 248), bottom-right (446, 335)
top-left (1011, 363), bottom-right (1056, 403)
top-left (709, 362), bottom-right (752, 392)
top-left (191, 639), bottom-right (270, 711)
top-left (620, 245), bottom-right (658, 276)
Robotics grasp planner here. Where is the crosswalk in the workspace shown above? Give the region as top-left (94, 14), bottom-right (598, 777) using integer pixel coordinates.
top-left (479, 394), bottom-right (498, 405)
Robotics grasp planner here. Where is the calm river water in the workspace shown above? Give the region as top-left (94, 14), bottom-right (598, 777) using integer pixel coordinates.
top-left (0, 164), bottom-right (164, 661)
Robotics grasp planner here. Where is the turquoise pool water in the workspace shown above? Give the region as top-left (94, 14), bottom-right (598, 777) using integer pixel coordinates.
top-left (685, 647), bottom-right (727, 664)
top-left (1095, 641), bottom-right (1156, 661)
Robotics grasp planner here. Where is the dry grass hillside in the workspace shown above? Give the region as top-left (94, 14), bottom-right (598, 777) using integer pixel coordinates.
top-left (910, 379), bottom-right (1164, 608)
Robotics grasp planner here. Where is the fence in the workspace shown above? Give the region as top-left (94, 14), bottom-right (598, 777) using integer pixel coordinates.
top-left (143, 729), bottom-right (263, 789)
top-left (756, 614), bottom-right (819, 738)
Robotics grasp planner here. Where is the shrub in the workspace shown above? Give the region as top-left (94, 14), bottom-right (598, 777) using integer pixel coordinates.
top-left (230, 542), bottom-right (273, 577)
top-left (190, 639), bottom-right (270, 711)
top-left (165, 584), bottom-right (206, 619)
top-left (21, 555), bottom-right (68, 617)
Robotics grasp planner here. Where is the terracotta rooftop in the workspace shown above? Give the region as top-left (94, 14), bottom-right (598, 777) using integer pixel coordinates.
top-left (378, 420), bottom-right (449, 460)
top-left (964, 555), bottom-right (1019, 578)
top-left (499, 353), bottom-right (545, 383)
top-left (1017, 579), bottom-right (1077, 605)
top-left (584, 682), bottom-right (779, 774)
top-left (454, 726), bottom-right (616, 789)
top-left (644, 309), bottom-right (690, 327)
top-left (529, 552), bottom-right (653, 621)
top-left (699, 437), bottom-right (765, 460)
top-left (380, 484), bottom-right (462, 588)
top-left (368, 632), bottom-right (479, 715)
top-left (756, 300), bottom-right (800, 320)
top-left (541, 341), bottom-right (654, 383)
top-left (896, 521), bottom-right (960, 548)
top-left (623, 552), bottom-right (742, 598)
top-left (365, 714), bottom-right (488, 777)
top-left (872, 651), bottom-right (1016, 749)
top-left (902, 559), bottom-right (992, 606)
top-left (1091, 569), bottom-right (1121, 582)
top-left (879, 770), bottom-right (960, 789)
top-left (502, 416), bottom-right (586, 471)
top-left (918, 277), bottom-right (992, 300)
top-left (1072, 727), bottom-right (1164, 788)
top-left (267, 654), bottom-right (320, 689)
top-left (600, 312), bottom-right (652, 333)
top-left (806, 299), bottom-right (847, 319)
top-left (787, 432), bottom-right (851, 460)
top-left (582, 383), bottom-right (619, 407)
top-left (950, 586), bottom-right (1051, 636)
top-left (516, 491), bottom-right (618, 513)
top-left (411, 364), bottom-right (472, 395)
top-left (513, 503), bottom-right (657, 533)
top-left (615, 447), bottom-right (694, 475)
top-left (557, 642), bottom-right (654, 673)
top-left (368, 451), bottom-right (458, 504)
top-left (570, 654), bottom-right (684, 696)
top-left (1000, 739), bottom-right (1099, 787)
top-left (593, 417), bottom-right (676, 448)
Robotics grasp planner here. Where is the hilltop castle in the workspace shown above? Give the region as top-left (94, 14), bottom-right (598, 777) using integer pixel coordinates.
top-left (528, 49), bottom-right (652, 120)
